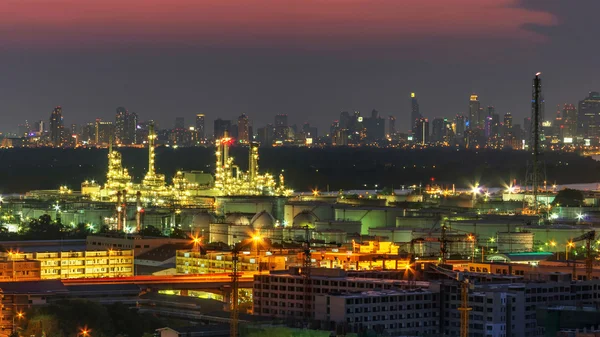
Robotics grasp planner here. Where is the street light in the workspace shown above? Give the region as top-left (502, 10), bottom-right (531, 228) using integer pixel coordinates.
top-left (12, 311), bottom-right (24, 334)
top-left (79, 327), bottom-right (91, 337)
top-left (467, 234), bottom-right (475, 263)
top-left (252, 233), bottom-right (263, 273)
top-left (566, 241), bottom-right (575, 260)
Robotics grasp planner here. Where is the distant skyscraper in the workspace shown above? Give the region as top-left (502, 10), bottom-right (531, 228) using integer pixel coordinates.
top-left (364, 109), bottom-right (385, 141)
top-left (388, 116), bottom-right (396, 137)
top-left (195, 114), bottom-right (205, 140)
top-left (82, 122), bottom-right (95, 144)
top-left (49, 106), bottom-right (64, 146)
top-left (562, 104), bottom-right (577, 138)
top-left (578, 92), bottom-right (600, 139)
top-left (454, 115), bottom-right (466, 144)
top-left (257, 124), bottom-right (274, 146)
top-left (95, 119), bottom-right (114, 146)
top-left (213, 118), bottom-right (231, 140)
top-left (274, 114), bottom-right (289, 140)
top-left (503, 113), bottom-right (513, 134)
top-left (490, 113), bottom-right (501, 138)
top-left (410, 93), bottom-right (422, 135)
top-left (175, 117), bottom-right (185, 129)
top-left (237, 113), bottom-right (250, 143)
top-left (414, 118), bottom-right (429, 145)
top-left (468, 94), bottom-right (480, 129)
top-left (431, 118), bottom-right (445, 143)
top-left (339, 111), bottom-right (351, 130)
top-left (115, 107), bottom-right (137, 145)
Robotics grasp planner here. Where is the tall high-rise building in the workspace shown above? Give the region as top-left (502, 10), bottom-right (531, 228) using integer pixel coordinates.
top-left (195, 114), bottom-right (205, 140)
top-left (257, 124), bottom-right (274, 146)
top-left (562, 104), bottom-right (577, 138)
top-left (468, 94), bottom-right (480, 129)
top-left (490, 113), bottom-right (501, 138)
top-left (410, 93), bottom-right (422, 135)
top-left (115, 107), bottom-right (137, 145)
top-left (95, 119), bottom-right (114, 146)
top-left (49, 106), bottom-right (64, 146)
top-left (82, 122), bottom-right (95, 144)
top-left (431, 118), bottom-right (445, 143)
top-left (578, 92), bottom-right (600, 139)
top-left (414, 118), bottom-right (429, 145)
top-left (364, 109), bottom-right (385, 141)
top-left (213, 119), bottom-right (231, 140)
top-left (388, 116), bottom-right (396, 137)
top-left (175, 117), bottom-right (185, 130)
top-left (237, 113), bottom-right (250, 144)
top-left (454, 115), bottom-right (466, 144)
top-left (274, 114), bottom-right (289, 140)
top-left (339, 111), bottom-right (351, 130)
top-left (503, 113), bottom-right (513, 135)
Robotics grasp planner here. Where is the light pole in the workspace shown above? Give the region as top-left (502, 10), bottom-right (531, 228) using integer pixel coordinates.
top-left (252, 234), bottom-right (263, 274)
top-left (12, 311), bottom-right (23, 334)
top-left (566, 241), bottom-right (575, 261)
top-left (79, 327), bottom-right (91, 337)
top-left (467, 234), bottom-right (475, 263)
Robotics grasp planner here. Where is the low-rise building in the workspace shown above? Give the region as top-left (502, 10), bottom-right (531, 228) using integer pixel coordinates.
top-left (253, 268), bottom-right (429, 319)
top-left (315, 289), bottom-right (439, 336)
top-left (176, 250), bottom-right (287, 274)
top-left (3, 250), bottom-right (134, 279)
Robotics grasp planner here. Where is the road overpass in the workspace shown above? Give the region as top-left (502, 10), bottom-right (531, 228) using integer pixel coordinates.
top-left (61, 273), bottom-right (255, 291)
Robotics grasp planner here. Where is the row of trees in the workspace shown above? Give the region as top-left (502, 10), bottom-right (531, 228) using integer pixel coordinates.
top-left (0, 214), bottom-right (191, 241)
top-left (17, 300), bottom-right (163, 337)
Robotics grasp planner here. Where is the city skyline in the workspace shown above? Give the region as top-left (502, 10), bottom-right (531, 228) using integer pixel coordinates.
top-left (1, 1), bottom-right (600, 132)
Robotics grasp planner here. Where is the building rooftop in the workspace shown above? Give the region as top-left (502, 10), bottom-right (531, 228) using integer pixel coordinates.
top-left (325, 288), bottom-right (433, 298)
top-left (136, 243), bottom-right (193, 262)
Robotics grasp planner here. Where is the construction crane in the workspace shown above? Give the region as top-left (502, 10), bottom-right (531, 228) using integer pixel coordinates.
top-left (302, 226), bottom-right (312, 326)
top-left (229, 244), bottom-right (240, 337)
top-left (570, 230), bottom-right (596, 280)
top-left (431, 265), bottom-right (472, 337)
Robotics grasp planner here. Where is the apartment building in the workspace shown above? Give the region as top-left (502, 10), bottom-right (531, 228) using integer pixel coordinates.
top-left (439, 273), bottom-right (600, 337)
top-left (252, 268), bottom-right (430, 319)
top-left (176, 250), bottom-right (287, 274)
top-left (315, 289), bottom-right (439, 336)
top-left (3, 250), bottom-right (134, 279)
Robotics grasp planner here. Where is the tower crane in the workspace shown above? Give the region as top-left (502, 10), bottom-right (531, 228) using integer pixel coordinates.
top-left (569, 230), bottom-right (596, 280)
top-left (230, 243), bottom-right (241, 337)
top-left (431, 265), bottom-right (472, 337)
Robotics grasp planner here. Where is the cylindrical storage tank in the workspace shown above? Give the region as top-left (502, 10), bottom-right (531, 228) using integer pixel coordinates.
top-left (497, 231), bottom-right (534, 253)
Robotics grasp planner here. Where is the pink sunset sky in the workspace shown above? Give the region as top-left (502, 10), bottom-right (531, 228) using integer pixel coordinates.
top-left (0, 0), bottom-right (556, 49)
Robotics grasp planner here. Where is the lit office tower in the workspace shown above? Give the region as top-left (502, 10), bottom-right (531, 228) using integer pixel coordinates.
top-left (274, 114), bottom-right (288, 140)
top-left (491, 113), bottom-right (501, 138)
top-left (115, 107), bottom-right (137, 145)
top-left (237, 113), bottom-right (250, 143)
top-left (578, 92), bottom-right (600, 139)
top-left (49, 106), bottom-right (64, 146)
top-left (431, 118), bottom-right (445, 143)
top-left (388, 116), bottom-right (396, 137)
top-left (454, 115), bottom-right (466, 143)
top-left (468, 94), bottom-right (480, 129)
top-left (503, 112), bottom-right (513, 133)
top-left (195, 114), bottom-right (205, 140)
top-left (95, 119), bottom-right (114, 146)
top-left (414, 118), bottom-right (429, 145)
top-left (213, 118), bottom-right (231, 140)
top-left (410, 93), bottom-right (422, 135)
top-left (562, 104), bottom-right (577, 138)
